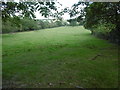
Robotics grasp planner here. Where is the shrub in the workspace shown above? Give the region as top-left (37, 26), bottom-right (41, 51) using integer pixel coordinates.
top-left (70, 21), bottom-right (79, 26)
top-left (2, 19), bottom-right (20, 33)
top-left (21, 17), bottom-right (39, 31)
top-left (55, 21), bottom-right (63, 26)
top-left (2, 17), bottom-right (69, 33)
top-left (2, 17), bottom-right (39, 33)
top-left (89, 22), bottom-right (116, 41)
top-left (92, 23), bottom-right (116, 35)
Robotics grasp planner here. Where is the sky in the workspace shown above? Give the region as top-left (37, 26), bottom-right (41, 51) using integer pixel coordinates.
top-left (35, 0), bottom-right (80, 20)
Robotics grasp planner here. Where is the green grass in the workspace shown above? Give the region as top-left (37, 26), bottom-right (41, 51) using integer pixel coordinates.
top-left (2, 26), bottom-right (118, 88)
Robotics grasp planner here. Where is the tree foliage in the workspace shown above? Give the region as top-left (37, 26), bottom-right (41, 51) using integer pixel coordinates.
top-left (2, 2), bottom-right (58, 20)
top-left (70, 2), bottom-right (120, 43)
top-left (84, 2), bottom-right (120, 29)
top-left (1, 1), bottom-right (64, 33)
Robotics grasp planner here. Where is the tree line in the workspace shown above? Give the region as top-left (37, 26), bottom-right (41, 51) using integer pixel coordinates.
top-left (1, 2), bottom-right (68, 33)
top-left (1, 1), bottom-right (120, 44)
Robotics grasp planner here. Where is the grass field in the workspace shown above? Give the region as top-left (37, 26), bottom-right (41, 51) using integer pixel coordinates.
top-left (2, 26), bottom-right (118, 88)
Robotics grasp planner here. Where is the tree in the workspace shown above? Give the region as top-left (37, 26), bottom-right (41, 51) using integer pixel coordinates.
top-left (68, 2), bottom-right (120, 43)
top-left (84, 2), bottom-right (120, 28)
top-left (2, 2), bottom-right (36, 20)
top-left (1, 1), bottom-right (60, 33)
top-left (69, 2), bottom-right (89, 18)
top-left (35, 2), bottom-right (57, 18)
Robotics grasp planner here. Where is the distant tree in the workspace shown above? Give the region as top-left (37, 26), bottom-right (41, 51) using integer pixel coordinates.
top-left (67, 19), bottom-right (78, 26)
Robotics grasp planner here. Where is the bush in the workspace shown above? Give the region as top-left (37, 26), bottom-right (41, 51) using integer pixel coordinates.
top-left (2, 18), bottom-right (20, 33)
top-left (55, 21), bottom-right (63, 26)
top-left (92, 23), bottom-right (116, 35)
top-left (2, 17), bottom-right (69, 33)
top-left (70, 21), bottom-right (79, 26)
top-left (21, 17), bottom-right (39, 31)
top-left (49, 21), bottom-right (58, 28)
top-left (67, 19), bottom-right (79, 26)
top-left (37, 20), bottom-right (68, 29)
top-left (2, 17), bottom-right (40, 33)
top-left (89, 22), bottom-right (116, 41)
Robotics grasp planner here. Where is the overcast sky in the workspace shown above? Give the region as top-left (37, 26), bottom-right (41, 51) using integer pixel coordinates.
top-left (35, 0), bottom-right (80, 20)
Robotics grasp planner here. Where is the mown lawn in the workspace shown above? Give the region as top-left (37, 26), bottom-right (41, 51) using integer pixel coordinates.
top-left (2, 26), bottom-right (118, 88)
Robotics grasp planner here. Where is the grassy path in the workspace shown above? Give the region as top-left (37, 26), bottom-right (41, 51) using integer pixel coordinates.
top-left (2, 26), bottom-right (118, 88)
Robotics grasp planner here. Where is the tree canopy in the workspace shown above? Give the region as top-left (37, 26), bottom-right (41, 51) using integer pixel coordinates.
top-left (1, 1), bottom-right (57, 20)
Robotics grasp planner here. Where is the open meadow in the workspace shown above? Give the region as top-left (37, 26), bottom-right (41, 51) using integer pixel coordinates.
top-left (2, 26), bottom-right (118, 88)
